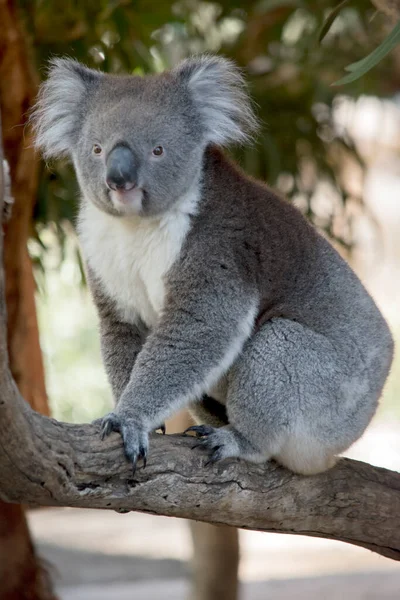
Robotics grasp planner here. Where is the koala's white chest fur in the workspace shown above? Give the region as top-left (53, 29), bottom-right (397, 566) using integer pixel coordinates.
top-left (78, 194), bottom-right (197, 328)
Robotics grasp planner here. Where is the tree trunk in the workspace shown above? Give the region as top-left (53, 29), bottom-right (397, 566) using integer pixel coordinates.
top-left (168, 412), bottom-right (240, 600)
top-left (0, 503), bottom-right (55, 600)
top-left (190, 522), bottom-right (239, 600)
top-left (0, 1), bottom-right (55, 598)
top-left (0, 0), bottom-right (48, 414)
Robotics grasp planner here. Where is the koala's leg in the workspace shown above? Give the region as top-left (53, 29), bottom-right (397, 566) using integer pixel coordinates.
top-left (87, 267), bottom-right (149, 404)
top-left (85, 270), bottom-right (170, 432)
top-left (191, 317), bottom-right (381, 475)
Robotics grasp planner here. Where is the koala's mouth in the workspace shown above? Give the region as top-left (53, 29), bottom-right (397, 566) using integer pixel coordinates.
top-left (108, 187), bottom-right (144, 215)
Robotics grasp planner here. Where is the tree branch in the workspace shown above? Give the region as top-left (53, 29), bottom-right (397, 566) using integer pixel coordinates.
top-left (371, 0), bottom-right (400, 20)
top-left (1, 394), bottom-right (400, 562)
top-left (1, 117), bottom-right (400, 565)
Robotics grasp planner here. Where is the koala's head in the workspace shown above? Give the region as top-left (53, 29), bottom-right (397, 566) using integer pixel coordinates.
top-left (32, 56), bottom-right (257, 218)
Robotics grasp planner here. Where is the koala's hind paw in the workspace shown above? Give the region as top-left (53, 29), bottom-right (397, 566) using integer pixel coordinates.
top-left (100, 412), bottom-right (149, 474)
top-left (184, 424), bottom-right (236, 464)
top-left (185, 424), bottom-right (259, 465)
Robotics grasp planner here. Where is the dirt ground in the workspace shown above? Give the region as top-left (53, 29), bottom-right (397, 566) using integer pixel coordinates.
top-left (29, 506), bottom-right (400, 600)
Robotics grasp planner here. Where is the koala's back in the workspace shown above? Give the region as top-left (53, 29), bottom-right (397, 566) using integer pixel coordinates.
top-left (188, 146), bottom-right (392, 358)
top-left (184, 147), bottom-right (393, 473)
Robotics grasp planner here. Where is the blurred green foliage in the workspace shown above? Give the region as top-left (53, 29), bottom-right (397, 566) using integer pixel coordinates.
top-left (21, 0), bottom-right (399, 257)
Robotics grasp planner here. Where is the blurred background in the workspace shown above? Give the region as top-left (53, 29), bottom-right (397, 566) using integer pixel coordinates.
top-left (1, 0), bottom-right (400, 599)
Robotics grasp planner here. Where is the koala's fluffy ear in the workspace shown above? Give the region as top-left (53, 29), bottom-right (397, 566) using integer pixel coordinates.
top-left (31, 59), bottom-right (103, 159)
top-left (174, 55), bottom-right (258, 146)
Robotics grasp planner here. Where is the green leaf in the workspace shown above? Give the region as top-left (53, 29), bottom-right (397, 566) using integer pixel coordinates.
top-left (318, 0), bottom-right (351, 43)
top-left (333, 20), bottom-right (400, 85)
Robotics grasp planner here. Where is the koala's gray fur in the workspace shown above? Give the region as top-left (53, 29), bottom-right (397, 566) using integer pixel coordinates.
top-left (32, 55), bottom-right (394, 475)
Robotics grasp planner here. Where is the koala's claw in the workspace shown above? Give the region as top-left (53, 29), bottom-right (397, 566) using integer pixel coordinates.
top-left (156, 423), bottom-right (166, 435)
top-left (100, 412), bottom-right (149, 475)
top-left (184, 425), bottom-right (215, 438)
top-left (138, 444), bottom-right (147, 469)
top-left (204, 447), bottom-right (224, 466)
top-left (100, 412), bottom-right (121, 440)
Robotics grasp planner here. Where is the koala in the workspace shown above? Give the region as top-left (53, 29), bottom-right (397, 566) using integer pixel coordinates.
top-left (32, 55), bottom-right (394, 476)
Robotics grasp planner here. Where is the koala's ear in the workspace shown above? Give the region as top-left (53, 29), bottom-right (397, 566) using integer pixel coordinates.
top-left (31, 59), bottom-right (103, 159)
top-left (173, 55), bottom-right (258, 146)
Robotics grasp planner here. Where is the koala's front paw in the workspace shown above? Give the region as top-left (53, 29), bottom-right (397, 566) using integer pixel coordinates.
top-left (100, 412), bottom-right (148, 474)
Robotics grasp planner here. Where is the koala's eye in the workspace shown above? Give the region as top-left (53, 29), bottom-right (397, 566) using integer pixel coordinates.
top-left (152, 146), bottom-right (164, 157)
top-left (93, 144), bottom-right (102, 156)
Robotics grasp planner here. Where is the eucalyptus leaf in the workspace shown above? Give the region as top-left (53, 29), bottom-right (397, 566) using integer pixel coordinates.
top-left (334, 21), bottom-right (400, 85)
top-left (318, 0), bottom-right (351, 43)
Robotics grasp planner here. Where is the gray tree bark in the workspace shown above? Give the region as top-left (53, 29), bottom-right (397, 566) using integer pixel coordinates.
top-left (1, 126), bottom-right (400, 565)
top-left (1, 387), bottom-right (400, 561)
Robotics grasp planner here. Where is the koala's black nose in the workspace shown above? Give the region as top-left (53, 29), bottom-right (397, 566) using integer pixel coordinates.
top-left (106, 145), bottom-right (137, 191)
